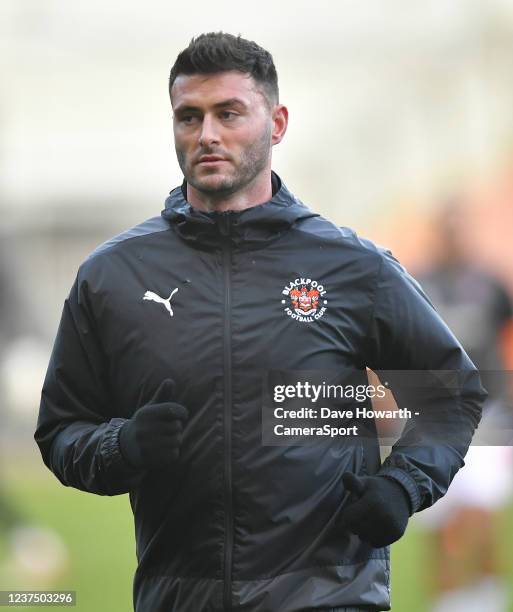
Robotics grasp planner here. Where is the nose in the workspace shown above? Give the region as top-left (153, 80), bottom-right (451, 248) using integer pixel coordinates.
top-left (198, 114), bottom-right (220, 147)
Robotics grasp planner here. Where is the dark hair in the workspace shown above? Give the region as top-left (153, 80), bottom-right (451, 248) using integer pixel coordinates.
top-left (169, 32), bottom-right (279, 105)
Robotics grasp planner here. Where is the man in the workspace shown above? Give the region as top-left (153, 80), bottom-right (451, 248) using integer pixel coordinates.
top-left (35, 33), bottom-right (486, 612)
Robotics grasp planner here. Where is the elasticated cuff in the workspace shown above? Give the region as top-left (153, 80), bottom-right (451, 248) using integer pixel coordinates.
top-left (376, 465), bottom-right (422, 514)
top-left (99, 418), bottom-right (145, 492)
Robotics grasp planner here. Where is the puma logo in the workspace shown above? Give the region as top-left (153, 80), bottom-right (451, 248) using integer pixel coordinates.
top-left (143, 288), bottom-right (178, 317)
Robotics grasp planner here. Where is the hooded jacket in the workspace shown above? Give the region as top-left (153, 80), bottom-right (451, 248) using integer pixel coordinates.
top-left (35, 173), bottom-right (485, 612)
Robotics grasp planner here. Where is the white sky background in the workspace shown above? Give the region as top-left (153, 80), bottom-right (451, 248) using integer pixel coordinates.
top-left (2, 0), bottom-right (513, 230)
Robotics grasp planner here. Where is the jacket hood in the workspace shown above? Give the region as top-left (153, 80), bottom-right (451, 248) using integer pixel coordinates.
top-left (161, 171), bottom-right (318, 248)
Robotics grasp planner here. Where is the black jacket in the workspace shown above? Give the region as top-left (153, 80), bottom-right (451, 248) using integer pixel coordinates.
top-left (35, 173), bottom-right (485, 611)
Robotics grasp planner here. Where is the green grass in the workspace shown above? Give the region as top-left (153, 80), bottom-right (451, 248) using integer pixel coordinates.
top-left (1, 458), bottom-right (513, 611)
top-left (0, 460), bottom-right (135, 611)
top-left (391, 527), bottom-right (428, 612)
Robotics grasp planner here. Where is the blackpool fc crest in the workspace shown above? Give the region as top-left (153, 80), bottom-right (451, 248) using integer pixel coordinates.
top-left (281, 278), bottom-right (328, 322)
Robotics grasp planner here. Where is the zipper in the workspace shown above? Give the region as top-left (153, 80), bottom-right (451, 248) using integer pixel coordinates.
top-left (220, 214), bottom-right (234, 611)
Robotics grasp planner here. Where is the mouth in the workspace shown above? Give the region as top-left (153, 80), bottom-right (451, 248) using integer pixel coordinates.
top-left (197, 155), bottom-right (228, 166)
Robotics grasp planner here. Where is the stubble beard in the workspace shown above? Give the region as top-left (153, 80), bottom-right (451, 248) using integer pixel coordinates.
top-left (176, 124), bottom-right (272, 199)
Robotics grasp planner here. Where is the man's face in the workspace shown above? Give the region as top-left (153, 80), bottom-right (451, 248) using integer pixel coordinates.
top-left (171, 70), bottom-right (275, 198)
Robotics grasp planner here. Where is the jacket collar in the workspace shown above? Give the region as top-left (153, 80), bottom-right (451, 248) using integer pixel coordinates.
top-left (161, 171), bottom-right (318, 249)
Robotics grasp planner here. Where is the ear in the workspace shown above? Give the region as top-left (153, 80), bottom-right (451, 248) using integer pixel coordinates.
top-left (271, 104), bottom-right (288, 146)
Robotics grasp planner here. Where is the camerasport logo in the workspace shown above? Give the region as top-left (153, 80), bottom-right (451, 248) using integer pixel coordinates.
top-left (281, 278), bottom-right (328, 322)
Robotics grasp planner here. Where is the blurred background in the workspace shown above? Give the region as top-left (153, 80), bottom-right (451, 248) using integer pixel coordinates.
top-left (2, 0), bottom-right (513, 610)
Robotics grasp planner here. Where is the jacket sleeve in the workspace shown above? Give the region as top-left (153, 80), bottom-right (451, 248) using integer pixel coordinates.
top-left (367, 250), bottom-right (487, 513)
top-left (34, 270), bottom-right (145, 496)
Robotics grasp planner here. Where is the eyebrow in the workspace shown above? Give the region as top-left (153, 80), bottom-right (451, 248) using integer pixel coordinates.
top-left (173, 98), bottom-right (248, 114)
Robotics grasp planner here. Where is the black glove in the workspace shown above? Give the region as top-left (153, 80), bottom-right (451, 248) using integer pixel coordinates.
top-left (338, 472), bottom-right (412, 547)
top-left (119, 379), bottom-right (188, 470)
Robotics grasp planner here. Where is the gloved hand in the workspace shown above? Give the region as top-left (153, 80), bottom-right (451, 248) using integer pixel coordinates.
top-left (338, 472), bottom-right (412, 547)
top-left (118, 379), bottom-right (188, 470)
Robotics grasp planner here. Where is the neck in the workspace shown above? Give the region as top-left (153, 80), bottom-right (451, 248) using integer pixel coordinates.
top-left (186, 168), bottom-right (273, 213)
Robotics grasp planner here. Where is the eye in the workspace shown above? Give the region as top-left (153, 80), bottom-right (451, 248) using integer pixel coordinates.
top-left (220, 110), bottom-right (238, 121)
top-left (176, 114), bottom-right (198, 126)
